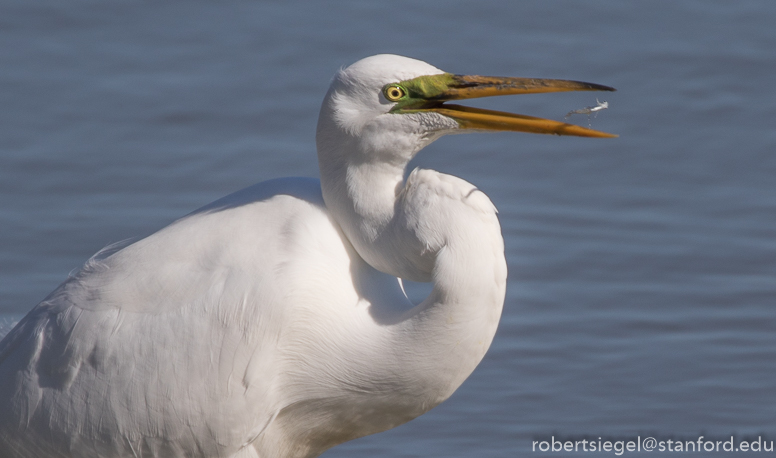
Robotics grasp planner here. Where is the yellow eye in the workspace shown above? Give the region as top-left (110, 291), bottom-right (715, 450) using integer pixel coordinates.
top-left (384, 85), bottom-right (406, 102)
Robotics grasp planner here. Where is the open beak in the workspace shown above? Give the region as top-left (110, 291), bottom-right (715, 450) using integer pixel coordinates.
top-left (392, 73), bottom-right (617, 138)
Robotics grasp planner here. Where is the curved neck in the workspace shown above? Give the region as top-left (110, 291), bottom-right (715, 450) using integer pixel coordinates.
top-left (316, 107), bottom-right (507, 393)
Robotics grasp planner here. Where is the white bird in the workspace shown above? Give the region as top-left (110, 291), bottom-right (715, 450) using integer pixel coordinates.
top-left (0, 54), bottom-right (615, 458)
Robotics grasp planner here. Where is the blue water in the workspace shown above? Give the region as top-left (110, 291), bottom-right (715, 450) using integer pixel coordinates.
top-left (1, 1), bottom-right (775, 456)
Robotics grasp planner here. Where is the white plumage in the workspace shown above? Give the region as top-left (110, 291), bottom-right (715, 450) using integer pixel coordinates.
top-left (0, 54), bottom-right (614, 457)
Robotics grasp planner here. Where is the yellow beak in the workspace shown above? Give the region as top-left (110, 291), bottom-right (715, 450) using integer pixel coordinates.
top-left (391, 73), bottom-right (618, 138)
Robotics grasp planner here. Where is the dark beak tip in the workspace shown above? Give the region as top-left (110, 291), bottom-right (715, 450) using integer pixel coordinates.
top-left (592, 83), bottom-right (616, 92)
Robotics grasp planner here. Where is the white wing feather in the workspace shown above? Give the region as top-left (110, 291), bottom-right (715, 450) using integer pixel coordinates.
top-left (0, 177), bottom-right (382, 457)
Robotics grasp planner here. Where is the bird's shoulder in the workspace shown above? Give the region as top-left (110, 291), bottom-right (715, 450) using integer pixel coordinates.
top-left (70, 177), bottom-right (342, 313)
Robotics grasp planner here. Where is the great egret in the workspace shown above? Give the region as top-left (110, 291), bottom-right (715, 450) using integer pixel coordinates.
top-left (0, 54), bottom-right (615, 458)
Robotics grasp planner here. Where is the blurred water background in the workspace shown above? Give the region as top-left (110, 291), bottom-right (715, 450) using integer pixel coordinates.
top-left (1, 1), bottom-right (775, 456)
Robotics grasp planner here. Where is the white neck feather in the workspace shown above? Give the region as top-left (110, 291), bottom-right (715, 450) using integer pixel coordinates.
top-left (316, 107), bottom-right (508, 416)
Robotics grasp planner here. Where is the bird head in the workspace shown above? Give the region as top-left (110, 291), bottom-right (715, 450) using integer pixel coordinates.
top-left (317, 54), bottom-right (616, 166)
